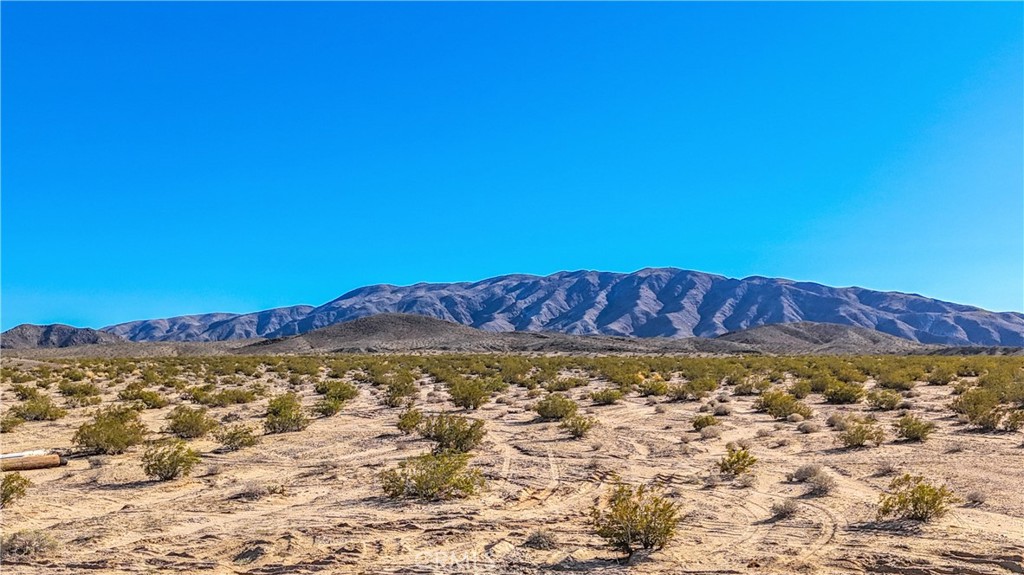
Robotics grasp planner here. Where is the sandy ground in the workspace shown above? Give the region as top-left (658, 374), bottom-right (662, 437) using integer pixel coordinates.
top-left (1, 359), bottom-right (1022, 574)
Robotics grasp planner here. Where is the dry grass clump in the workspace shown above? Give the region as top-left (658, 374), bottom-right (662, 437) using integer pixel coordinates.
top-left (1, 530), bottom-right (57, 560)
top-left (771, 498), bottom-right (800, 519)
top-left (523, 530), bottom-right (558, 550)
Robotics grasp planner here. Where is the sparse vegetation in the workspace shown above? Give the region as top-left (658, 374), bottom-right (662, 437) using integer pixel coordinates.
top-left (894, 414), bottom-right (936, 442)
top-left (264, 393), bottom-right (309, 434)
top-left (215, 424), bottom-right (260, 452)
top-left (397, 406), bottom-right (424, 434)
top-left (166, 406), bottom-right (219, 439)
top-left (692, 414), bottom-right (719, 431)
top-left (590, 482), bottom-right (680, 556)
top-left (1, 473), bottom-right (31, 508)
top-left (877, 474), bottom-right (959, 522)
top-left (718, 446), bottom-right (757, 475)
top-left (142, 440), bottom-right (201, 480)
top-left (417, 413), bottom-right (486, 453)
top-left (73, 405), bottom-right (147, 454)
top-left (754, 390), bottom-right (813, 420)
top-left (838, 419), bottom-right (886, 448)
top-left (534, 393), bottom-right (578, 421)
top-left (867, 389), bottom-right (903, 411)
top-left (560, 415), bottom-right (597, 438)
top-left (380, 452), bottom-right (484, 500)
top-left (1, 530), bottom-right (57, 560)
top-left (590, 388), bottom-right (624, 405)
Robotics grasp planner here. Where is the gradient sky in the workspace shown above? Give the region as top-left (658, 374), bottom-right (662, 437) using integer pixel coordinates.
top-left (2, 2), bottom-right (1022, 330)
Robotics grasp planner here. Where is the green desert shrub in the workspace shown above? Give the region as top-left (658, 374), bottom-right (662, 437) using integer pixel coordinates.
top-left (876, 370), bottom-right (918, 391)
top-left (380, 452), bottom-right (484, 500)
top-left (118, 384), bottom-right (168, 409)
top-left (560, 415), bottom-right (597, 439)
top-left (837, 419), bottom-right (886, 448)
top-left (264, 393), bottom-right (309, 434)
top-left (638, 379), bottom-right (670, 397)
top-left (545, 377), bottom-right (588, 392)
top-left (927, 366), bottom-right (956, 386)
top-left (894, 414), bottom-right (936, 442)
top-left (1, 472), bottom-right (31, 508)
top-left (692, 414), bottom-right (719, 431)
top-left (590, 482), bottom-right (680, 556)
top-left (165, 406), bottom-right (219, 439)
top-left (590, 388), bottom-right (624, 405)
top-left (10, 384), bottom-right (39, 401)
top-left (867, 389), bottom-right (903, 411)
top-left (73, 405), bottom-right (147, 454)
top-left (397, 406), bottom-right (424, 435)
top-left (718, 446), bottom-right (757, 475)
top-left (215, 424), bottom-right (261, 452)
top-left (314, 380), bottom-right (358, 402)
top-left (448, 378), bottom-right (491, 410)
top-left (534, 393), bottom-right (578, 421)
top-left (0, 414), bottom-right (25, 433)
top-left (417, 413), bottom-right (486, 453)
top-left (188, 386), bottom-right (259, 407)
top-left (754, 390), bottom-right (813, 420)
top-left (823, 382), bottom-right (866, 404)
top-left (877, 474), bottom-right (959, 522)
top-left (733, 378), bottom-right (771, 396)
top-left (789, 380), bottom-right (812, 399)
top-left (58, 380), bottom-right (101, 398)
top-left (141, 440), bottom-right (201, 481)
top-left (10, 395), bottom-right (67, 421)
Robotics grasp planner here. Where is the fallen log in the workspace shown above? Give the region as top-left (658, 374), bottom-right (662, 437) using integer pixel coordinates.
top-left (0, 454), bottom-right (66, 472)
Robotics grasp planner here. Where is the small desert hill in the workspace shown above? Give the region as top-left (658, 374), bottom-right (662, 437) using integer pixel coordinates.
top-left (715, 322), bottom-right (932, 355)
top-left (0, 324), bottom-right (124, 350)
top-left (242, 313), bottom-right (755, 355)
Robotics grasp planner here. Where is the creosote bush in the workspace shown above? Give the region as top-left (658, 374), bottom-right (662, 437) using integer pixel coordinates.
top-left (894, 414), bottom-right (936, 442)
top-left (1, 472), bottom-right (31, 508)
top-left (560, 415), bottom-right (597, 439)
top-left (823, 382), bottom-right (866, 404)
top-left (142, 440), bottom-right (201, 481)
top-left (215, 424), bottom-right (261, 452)
top-left (590, 388), bottom-right (624, 405)
top-left (534, 393), bottom-right (578, 421)
top-left (397, 406), bottom-right (423, 435)
top-left (718, 446), bottom-right (757, 475)
top-left (73, 405), bottom-right (147, 454)
top-left (119, 384), bottom-right (169, 409)
top-left (9, 395), bottom-right (67, 422)
top-left (380, 452), bottom-right (484, 500)
top-left (867, 389), bottom-right (903, 411)
top-left (754, 390), bottom-right (813, 420)
top-left (877, 474), bottom-right (959, 522)
top-left (0, 414), bottom-right (25, 433)
top-left (264, 393), bottom-right (309, 434)
top-left (837, 419), bottom-right (885, 448)
top-left (448, 378), bottom-right (491, 410)
top-left (166, 406), bottom-right (219, 439)
top-left (692, 414), bottom-right (719, 431)
top-left (417, 413), bottom-right (486, 453)
top-left (590, 482), bottom-right (680, 556)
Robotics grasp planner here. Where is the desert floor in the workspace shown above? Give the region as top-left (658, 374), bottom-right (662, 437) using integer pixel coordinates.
top-left (1, 358), bottom-right (1022, 574)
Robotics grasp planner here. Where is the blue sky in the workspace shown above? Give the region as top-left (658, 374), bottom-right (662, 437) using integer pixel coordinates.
top-left (2, 2), bottom-right (1021, 330)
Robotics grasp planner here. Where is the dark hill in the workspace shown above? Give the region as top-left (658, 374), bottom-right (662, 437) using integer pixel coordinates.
top-left (1, 324), bottom-right (125, 349)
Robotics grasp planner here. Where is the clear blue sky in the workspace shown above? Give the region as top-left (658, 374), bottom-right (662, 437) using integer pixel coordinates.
top-left (2, 2), bottom-right (1021, 330)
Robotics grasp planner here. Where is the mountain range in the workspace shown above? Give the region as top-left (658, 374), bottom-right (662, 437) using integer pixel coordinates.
top-left (94, 268), bottom-right (1023, 346)
top-left (5, 268), bottom-right (1023, 348)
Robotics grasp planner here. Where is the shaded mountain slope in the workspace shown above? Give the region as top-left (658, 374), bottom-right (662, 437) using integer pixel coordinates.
top-left (89, 268), bottom-right (1024, 346)
top-left (1, 324), bottom-right (124, 349)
